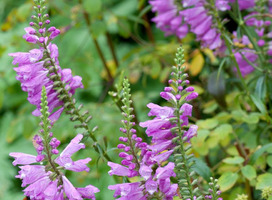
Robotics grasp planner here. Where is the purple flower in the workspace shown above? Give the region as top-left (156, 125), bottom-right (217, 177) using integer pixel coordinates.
top-left (55, 134), bottom-right (91, 172)
top-left (234, 49), bottom-right (257, 76)
top-left (10, 153), bottom-right (37, 165)
top-left (229, 0), bottom-right (255, 10)
top-left (149, 0), bottom-right (188, 38)
top-left (9, 37), bottom-right (83, 122)
top-left (10, 134), bottom-right (99, 199)
top-left (15, 165), bottom-right (47, 187)
top-left (22, 27), bottom-right (39, 43)
top-left (155, 162), bottom-right (176, 180)
top-left (216, 0), bottom-right (231, 11)
top-left (108, 162), bottom-right (138, 177)
top-left (108, 182), bottom-right (146, 199)
top-left (140, 93), bottom-right (195, 159)
top-left (184, 125), bottom-right (198, 141)
top-left (62, 176), bottom-right (84, 200)
top-left (181, 4), bottom-right (223, 49)
top-left (76, 185), bottom-right (100, 200)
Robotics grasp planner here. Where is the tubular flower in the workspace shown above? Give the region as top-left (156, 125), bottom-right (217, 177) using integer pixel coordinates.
top-left (108, 79), bottom-right (178, 200)
top-left (9, 2), bottom-right (83, 122)
top-left (180, 0), bottom-right (224, 49)
top-left (10, 134), bottom-right (99, 200)
top-left (149, 0), bottom-right (188, 38)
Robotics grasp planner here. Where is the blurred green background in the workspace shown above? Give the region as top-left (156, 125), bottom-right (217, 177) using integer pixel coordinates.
top-left (1, 0), bottom-right (272, 200)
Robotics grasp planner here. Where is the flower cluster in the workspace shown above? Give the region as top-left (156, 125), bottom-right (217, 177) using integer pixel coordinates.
top-left (149, 0), bottom-right (272, 77)
top-left (140, 91), bottom-right (198, 163)
top-left (108, 79), bottom-right (178, 199)
top-left (9, 0), bottom-right (83, 122)
top-left (10, 134), bottom-right (99, 200)
top-left (10, 87), bottom-right (99, 200)
top-left (232, 32), bottom-right (258, 76)
top-left (149, 0), bottom-right (188, 38)
top-left (149, 0), bottom-right (227, 49)
top-left (140, 47), bottom-right (199, 200)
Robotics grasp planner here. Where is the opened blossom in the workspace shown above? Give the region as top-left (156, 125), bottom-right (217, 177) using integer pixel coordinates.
top-left (140, 81), bottom-right (198, 163)
top-left (149, 0), bottom-right (188, 38)
top-left (10, 134), bottom-right (99, 200)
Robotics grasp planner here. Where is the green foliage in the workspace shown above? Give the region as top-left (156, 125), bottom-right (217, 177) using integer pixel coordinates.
top-left (1, 0), bottom-right (272, 199)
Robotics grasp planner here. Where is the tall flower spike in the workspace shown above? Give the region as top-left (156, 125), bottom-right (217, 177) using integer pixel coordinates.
top-left (9, 0), bottom-right (83, 123)
top-left (108, 78), bottom-right (178, 200)
top-left (170, 47), bottom-right (200, 200)
top-left (140, 46), bottom-right (199, 200)
top-left (9, 0), bottom-right (112, 162)
top-left (9, 86), bottom-right (99, 200)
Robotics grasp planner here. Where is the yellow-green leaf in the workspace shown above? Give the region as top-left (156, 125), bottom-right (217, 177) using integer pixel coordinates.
top-left (197, 118), bottom-right (219, 130)
top-left (189, 52), bottom-right (204, 76)
top-left (218, 172), bottom-right (238, 192)
top-left (212, 124), bottom-right (233, 140)
top-left (223, 156), bottom-right (244, 164)
top-left (83, 0), bottom-right (102, 14)
top-left (241, 165), bottom-right (256, 180)
top-left (256, 173), bottom-right (272, 189)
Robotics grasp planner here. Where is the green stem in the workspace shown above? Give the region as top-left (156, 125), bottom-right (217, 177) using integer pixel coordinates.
top-left (176, 107), bottom-right (194, 200)
top-left (122, 79), bottom-right (141, 170)
top-left (41, 42), bottom-right (112, 162)
top-left (78, 0), bottom-right (114, 84)
top-left (106, 32), bottom-right (119, 68)
top-left (40, 87), bottom-right (63, 179)
top-left (210, 0), bottom-right (250, 95)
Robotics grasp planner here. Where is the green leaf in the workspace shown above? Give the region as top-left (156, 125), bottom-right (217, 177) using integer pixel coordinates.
top-left (197, 118), bottom-right (219, 130)
top-left (256, 173), bottom-right (272, 189)
top-left (241, 165), bottom-right (257, 180)
top-left (250, 94), bottom-right (267, 115)
top-left (255, 76), bottom-right (266, 100)
top-left (191, 129), bottom-right (210, 155)
top-left (267, 155), bottom-right (272, 167)
top-left (192, 158), bottom-right (212, 182)
top-left (83, 0), bottom-right (102, 14)
top-left (249, 143), bottom-right (272, 164)
top-left (243, 112), bottom-right (261, 124)
top-left (150, 59), bottom-right (161, 78)
top-left (223, 156), bottom-right (244, 164)
top-left (91, 20), bottom-right (107, 38)
top-left (118, 18), bottom-right (131, 38)
top-left (218, 172), bottom-right (238, 192)
top-left (207, 71), bottom-right (226, 107)
top-left (212, 124), bottom-right (232, 140)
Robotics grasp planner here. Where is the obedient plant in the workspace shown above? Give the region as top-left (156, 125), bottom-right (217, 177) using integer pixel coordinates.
top-left (108, 78), bottom-right (178, 199)
top-left (10, 87), bottom-right (99, 199)
top-left (149, 0), bottom-right (272, 79)
top-left (107, 47), bottom-right (223, 200)
top-left (9, 0), bottom-right (112, 162)
top-left (8, 0), bottom-right (223, 196)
